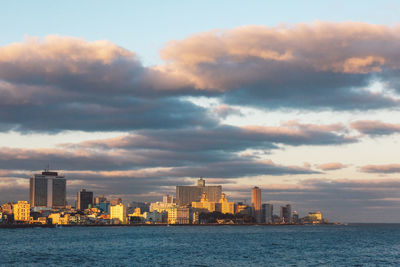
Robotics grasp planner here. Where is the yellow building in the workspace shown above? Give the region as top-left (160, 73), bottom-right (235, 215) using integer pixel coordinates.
top-left (12, 201), bottom-right (30, 222)
top-left (192, 193), bottom-right (220, 212)
top-left (110, 203), bottom-right (127, 224)
top-left (308, 212), bottom-right (323, 222)
top-left (48, 213), bottom-right (70, 225)
top-left (168, 206), bottom-right (189, 224)
top-left (219, 193), bottom-right (235, 214)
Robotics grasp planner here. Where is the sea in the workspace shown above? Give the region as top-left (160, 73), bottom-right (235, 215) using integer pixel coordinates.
top-left (1, 224), bottom-right (400, 266)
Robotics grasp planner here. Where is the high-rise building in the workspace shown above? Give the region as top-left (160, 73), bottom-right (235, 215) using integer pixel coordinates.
top-left (252, 186), bottom-right (262, 223)
top-left (110, 203), bottom-right (127, 224)
top-left (176, 178), bottom-right (222, 206)
top-left (280, 204), bottom-right (292, 223)
top-left (77, 189), bottom-right (93, 211)
top-left (262, 203), bottom-right (273, 223)
top-left (12, 201), bottom-right (30, 222)
top-left (30, 170), bottom-right (66, 209)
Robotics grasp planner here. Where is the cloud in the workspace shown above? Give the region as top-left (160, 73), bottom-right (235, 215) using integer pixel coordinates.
top-left (1, 24), bottom-right (400, 133)
top-left (0, 36), bottom-right (216, 132)
top-left (360, 164), bottom-right (400, 173)
top-left (315, 162), bottom-right (349, 171)
top-left (351, 120), bottom-right (400, 136)
top-left (73, 121), bottom-right (356, 153)
top-left (211, 105), bottom-right (244, 119)
top-left (161, 22), bottom-right (400, 110)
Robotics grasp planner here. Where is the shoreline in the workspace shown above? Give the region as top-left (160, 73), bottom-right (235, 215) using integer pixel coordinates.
top-left (0, 223), bottom-right (337, 229)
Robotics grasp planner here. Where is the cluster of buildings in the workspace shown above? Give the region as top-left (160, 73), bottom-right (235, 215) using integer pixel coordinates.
top-left (0, 171), bottom-right (327, 226)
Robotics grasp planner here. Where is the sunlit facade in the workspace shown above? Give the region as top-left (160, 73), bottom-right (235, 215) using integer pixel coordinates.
top-left (219, 193), bottom-right (235, 214)
top-left (110, 203), bottom-right (127, 224)
top-left (167, 206), bottom-right (189, 224)
top-left (48, 212), bottom-right (70, 225)
top-left (192, 193), bottom-right (220, 212)
top-left (12, 201), bottom-right (30, 222)
top-left (308, 212), bottom-right (323, 222)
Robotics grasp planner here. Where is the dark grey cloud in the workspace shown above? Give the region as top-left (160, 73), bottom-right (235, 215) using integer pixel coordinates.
top-left (351, 120), bottom-right (400, 136)
top-left (74, 122), bottom-right (356, 152)
top-left (0, 36), bottom-right (215, 132)
top-left (360, 164), bottom-right (400, 174)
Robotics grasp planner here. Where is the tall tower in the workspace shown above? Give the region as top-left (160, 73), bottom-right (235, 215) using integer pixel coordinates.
top-left (252, 186), bottom-right (262, 223)
top-left (30, 169), bottom-right (66, 209)
top-left (77, 189), bottom-right (93, 210)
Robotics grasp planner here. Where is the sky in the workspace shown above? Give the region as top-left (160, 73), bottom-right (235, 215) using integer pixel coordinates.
top-left (1, 1), bottom-right (400, 222)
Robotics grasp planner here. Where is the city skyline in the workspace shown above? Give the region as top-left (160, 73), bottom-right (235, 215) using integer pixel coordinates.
top-left (2, 2), bottom-right (400, 223)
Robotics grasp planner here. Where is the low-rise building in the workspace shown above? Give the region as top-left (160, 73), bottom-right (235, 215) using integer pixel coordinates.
top-left (12, 201), bottom-right (30, 223)
top-left (149, 201), bottom-right (176, 213)
top-left (49, 212), bottom-right (70, 225)
top-left (168, 206), bottom-right (189, 224)
top-left (110, 203), bottom-right (127, 224)
top-left (308, 211), bottom-right (323, 223)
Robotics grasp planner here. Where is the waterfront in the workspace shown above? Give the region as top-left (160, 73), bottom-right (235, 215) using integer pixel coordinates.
top-left (2, 224), bottom-right (400, 266)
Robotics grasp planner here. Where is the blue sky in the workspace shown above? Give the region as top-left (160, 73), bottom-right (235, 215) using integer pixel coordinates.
top-left (2, 0), bottom-right (399, 65)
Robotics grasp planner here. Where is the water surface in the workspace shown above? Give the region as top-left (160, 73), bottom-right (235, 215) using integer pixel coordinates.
top-left (1, 224), bottom-right (400, 266)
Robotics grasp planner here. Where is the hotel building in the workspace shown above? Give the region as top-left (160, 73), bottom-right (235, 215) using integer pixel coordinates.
top-left (29, 170), bottom-right (66, 209)
top-left (176, 178), bottom-right (222, 206)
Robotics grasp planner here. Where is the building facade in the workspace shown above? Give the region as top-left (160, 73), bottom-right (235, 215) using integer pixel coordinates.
top-left (262, 203), bottom-right (273, 223)
top-left (176, 178), bottom-right (222, 206)
top-left (252, 187), bottom-right (262, 223)
top-left (12, 201), bottom-right (30, 222)
top-left (280, 204), bottom-right (292, 223)
top-left (77, 189), bottom-right (93, 210)
top-left (30, 170), bottom-right (66, 209)
top-left (110, 203), bottom-right (127, 224)
top-left (168, 206), bottom-right (190, 224)
top-left (219, 193), bottom-right (235, 214)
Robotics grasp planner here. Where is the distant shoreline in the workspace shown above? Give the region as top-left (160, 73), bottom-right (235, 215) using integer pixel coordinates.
top-left (0, 223), bottom-right (338, 229)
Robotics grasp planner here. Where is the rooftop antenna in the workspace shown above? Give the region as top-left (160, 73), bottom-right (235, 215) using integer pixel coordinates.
top-left (45, 163), bottom-right (50, 172)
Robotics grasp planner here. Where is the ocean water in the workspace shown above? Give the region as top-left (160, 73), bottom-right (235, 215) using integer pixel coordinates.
top-left (1, 224), bottom-right (400, 266)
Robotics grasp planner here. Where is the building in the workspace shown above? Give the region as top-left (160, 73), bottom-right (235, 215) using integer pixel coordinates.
top-left (77, 189), bottom-right (93, 211)
top-left (94, 195), bottom-right (107, 205)
top-left (168, 206), bottom-right (190, 224)
top-left (292, 211), bottom-right (299, 223)
top-left (192, 192), bottom-right (221, 213)
top-left (176, 178), bottom-right (222, 206)
top-left (163, 195), bottom-right (174, 204)
top-left (110, 203), bottom-right (127, 224)
top-left (219, 193), bottom-right (235, 214)
top-left (252, 187), bottom-right (262, 223)
top-left (29, 170), bottom-right (66, 209)
top-left (236, 202), bottom-right (252, 215)
top-left (280, 204), bottom-right (292, 223)
top-left (110, 198), bottom-right (122, 206)
top-left (308, 211), bottom-right (323, 222)
top-left (262, 203), bottom-right (273, 223)
top-left (48, 212), bottom-right (70, 225)
top-left (149, 201), bottom-right (176, 213)
top-left (1, 203), bottom-right (13, 215)
top-left (12, 201), bottom-right (30, 222)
